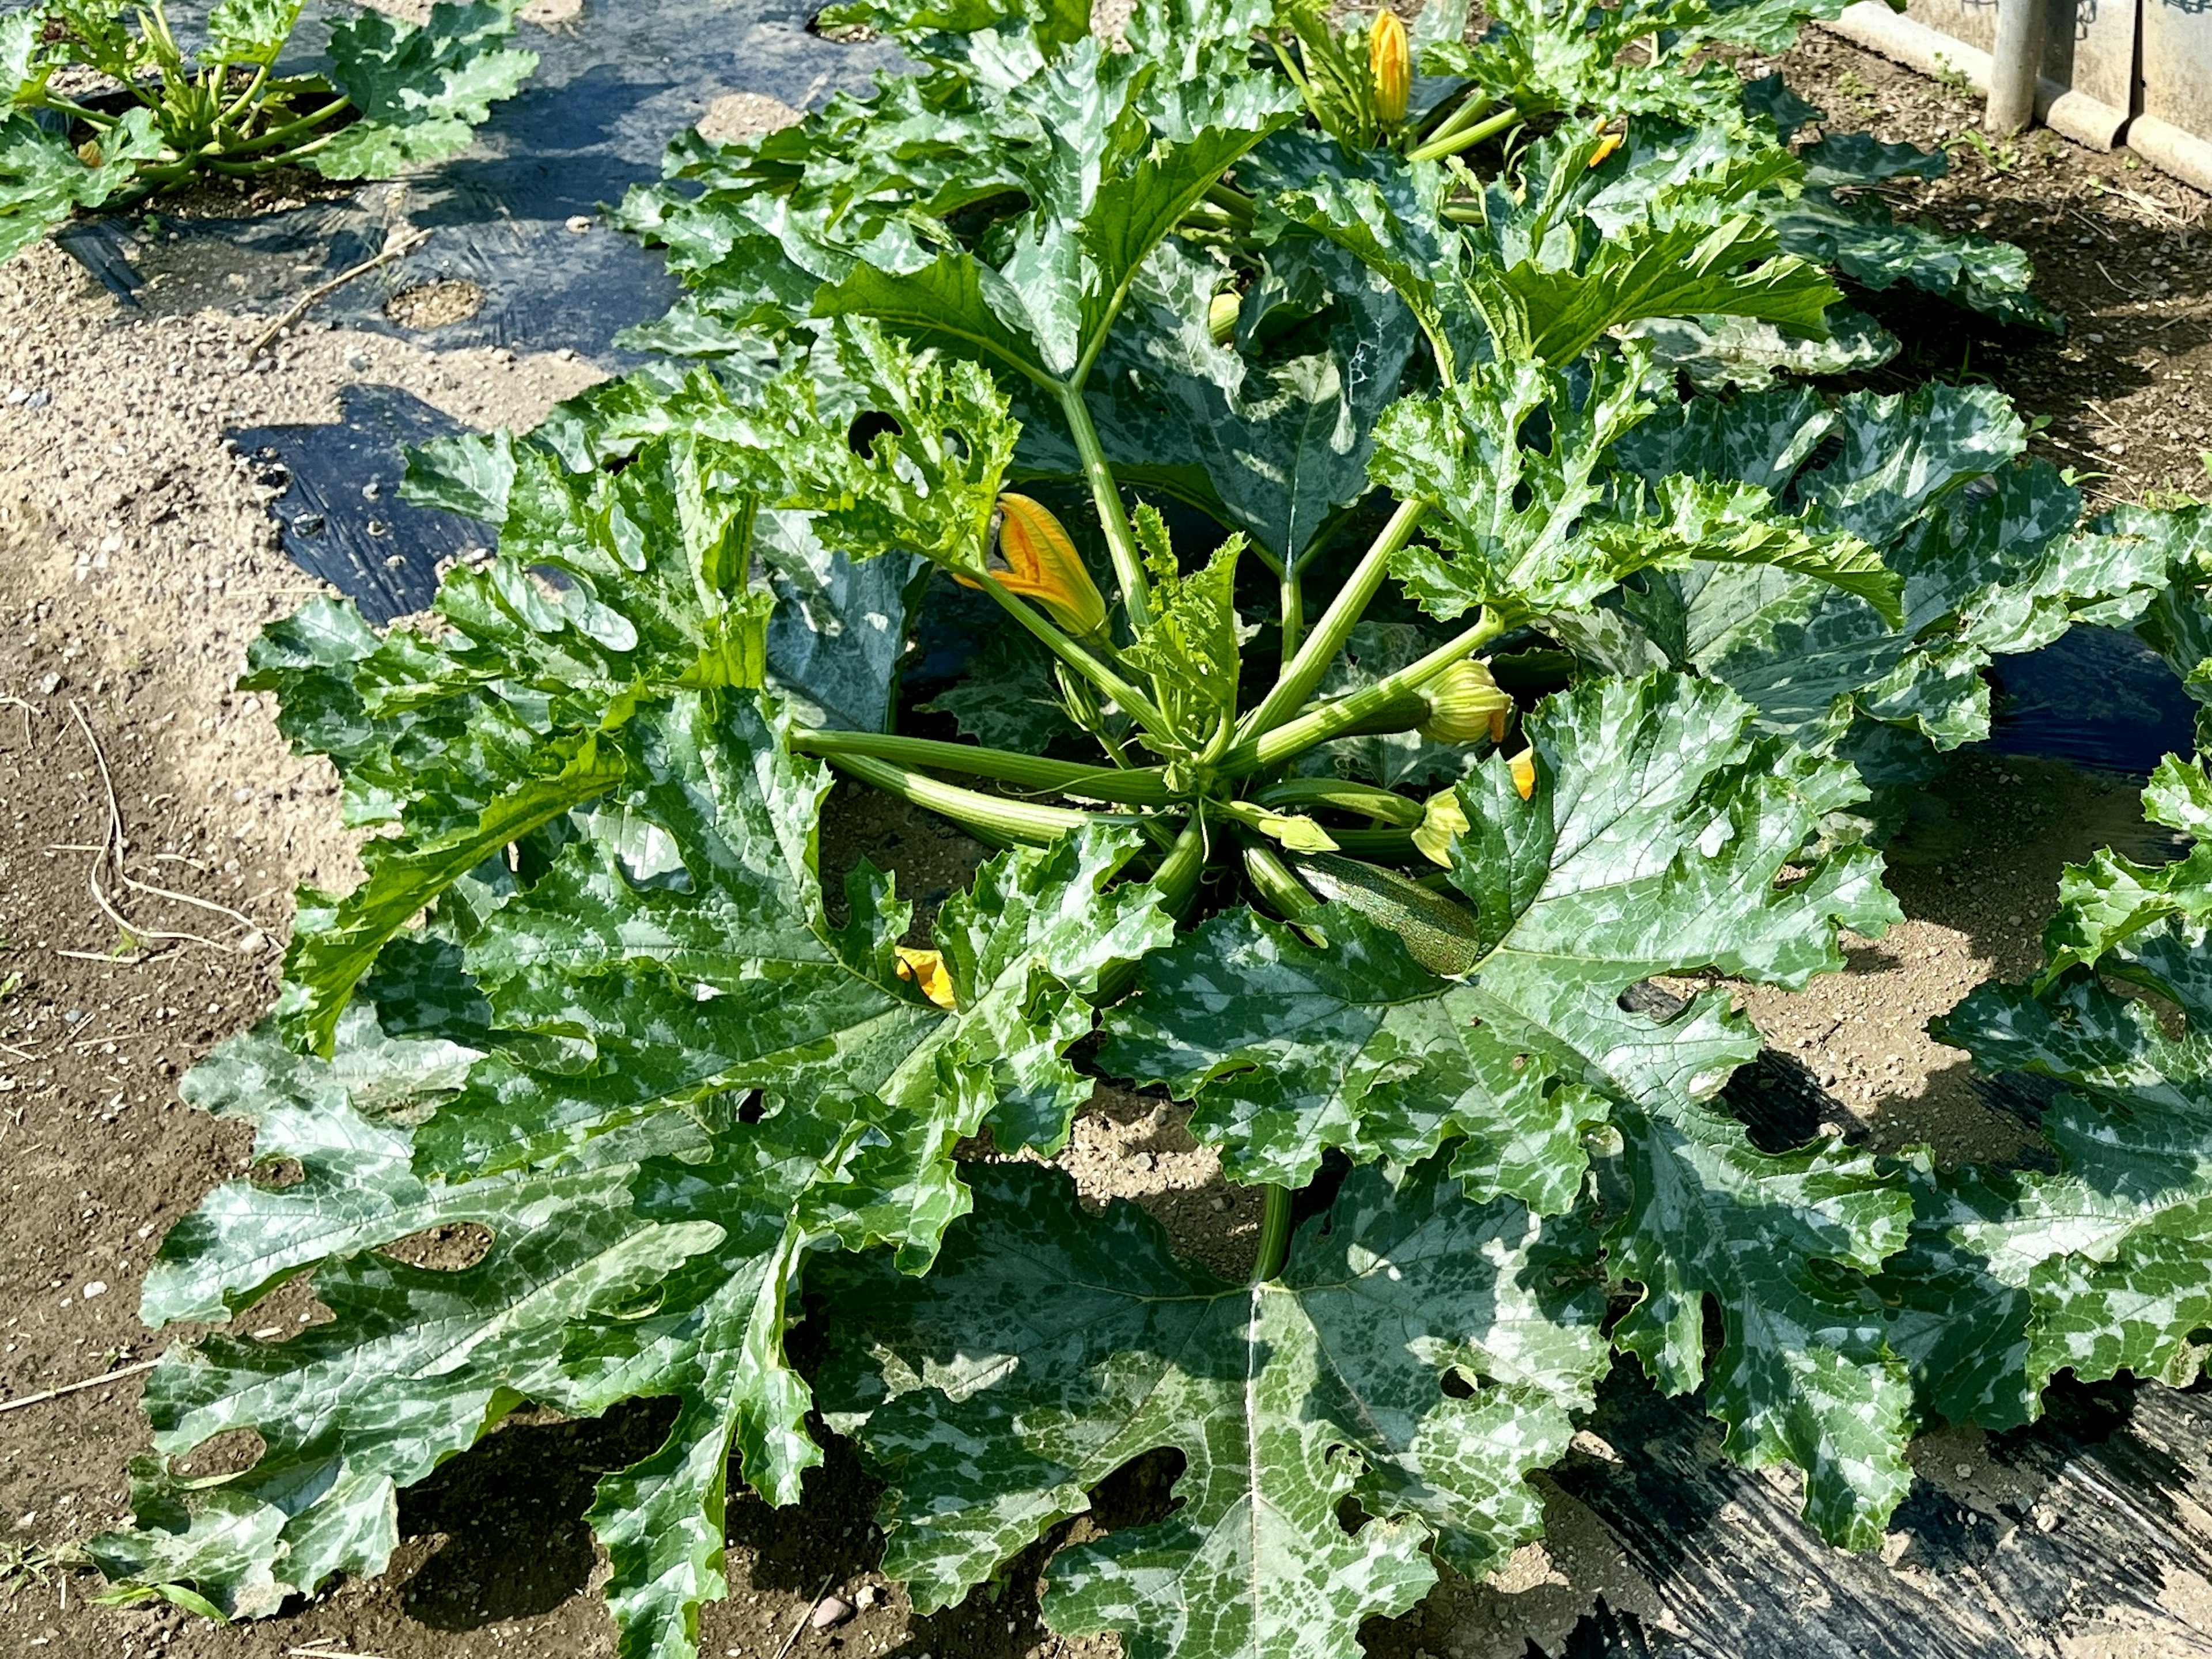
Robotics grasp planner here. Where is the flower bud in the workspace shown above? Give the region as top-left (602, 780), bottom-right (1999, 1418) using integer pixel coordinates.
top-left (957, 493), bottom-right (1110, 637)
top-left (1207, 290), bottom-right (1241, 347)
top-left (1509, 747), bottom-right (1536, 801)
top-left (1369, 9), bottom-right (1410, 126)
top-left (895, 946), bottom-right (957, 1009)
top-left (1415, 660), bottom-right (1513, 744)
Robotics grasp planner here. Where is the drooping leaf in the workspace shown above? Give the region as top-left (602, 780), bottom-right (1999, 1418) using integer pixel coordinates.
top-left (816, 1157), bottom-right (1611, 1658)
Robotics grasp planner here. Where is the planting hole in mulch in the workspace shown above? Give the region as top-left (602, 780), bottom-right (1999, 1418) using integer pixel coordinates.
top-left (386, 280), bottom-right (487, 330)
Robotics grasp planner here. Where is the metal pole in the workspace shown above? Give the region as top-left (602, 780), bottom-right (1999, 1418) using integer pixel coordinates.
top-left (1985, 0), bottom-right (2047, 134)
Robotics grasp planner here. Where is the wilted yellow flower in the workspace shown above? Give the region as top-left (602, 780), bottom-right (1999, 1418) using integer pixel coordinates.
top-left (895, 946), bottom-right (957, 1009)
top-left (1369, 9), bottom-right (1410, 126)
top-left (1589, 118), bottom-right (1623, 168)
top-left (1208, 290), bottom-right (1241, 346)
top-left (956, 494), bottom-right (1109, 637)
top-left (1414, 789), bottom-right (1468, 866)
top-left (1415, 660), bottom-right (1513, 744)
top-left (1509, 748), bottom-right (1536, 800)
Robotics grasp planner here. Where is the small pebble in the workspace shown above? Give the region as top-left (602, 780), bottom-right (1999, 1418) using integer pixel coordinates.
top-left (346, 352), bottom-right (372, 371)
top-left (810, 1596), bottom-right (854, 1630)
top-left (82, 1281), bottom-right (108, 1300)
top-left (1954, 1461), bottom-right (1973, 1479)
top-left (854, 1585), bottom-right (880, 1610)
top-left (566, 214), bottom-right (594, 233)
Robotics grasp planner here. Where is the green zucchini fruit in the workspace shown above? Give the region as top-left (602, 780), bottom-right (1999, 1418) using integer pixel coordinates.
top-left (1291, 852), bottom-right (1484, 976)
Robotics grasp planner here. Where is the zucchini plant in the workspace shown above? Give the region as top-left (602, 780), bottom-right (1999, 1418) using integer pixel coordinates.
top-left (1, 0), bottom-right (537, 263)
top-left (85, 0), bottom-right (2212, 1655)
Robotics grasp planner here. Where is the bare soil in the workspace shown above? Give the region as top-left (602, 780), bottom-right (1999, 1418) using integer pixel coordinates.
top-left (3, 25), bottom-right (2212, 1659)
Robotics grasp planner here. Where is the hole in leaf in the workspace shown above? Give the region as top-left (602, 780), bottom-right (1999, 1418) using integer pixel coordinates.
top-left (1086, 1446), bottom-right (1186, 1532)
top-left (1510, 479), bottom-right (1536, 513)
top-left (380, 1222), bottom-right (495, 1272)
top-left (173, 1427), bottom-right (266, 1480)
top-left (249, 1157), bottom-right (304, 1190)
top-left (736, 1094), bottom-right (766, 1126)
top-left (1440, 1368), bottom-right (1479, 1399)
top-left (847, 410), bottom-right (903, 457)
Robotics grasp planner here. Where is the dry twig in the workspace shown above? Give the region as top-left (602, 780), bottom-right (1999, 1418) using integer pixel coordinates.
top-left (0, 1358), bottom-right (159, 1416)
top-left (245, 225), bottom-right (432, 360)
top-left (67, 702), bottom-right (262, 955)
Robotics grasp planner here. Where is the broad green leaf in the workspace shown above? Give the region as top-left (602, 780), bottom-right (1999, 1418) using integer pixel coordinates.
top-left (1770, 181), bottom-right (2058, 331)
top-left (1433, 0), bottom-right (1849, 128)
top-left (96, 696), bottom-right (1175, 1654)
top-left (278, 741), bottom-right (624, 1057)
top-left (1605, 1097), bottom-right (1916, 1547)
top-left (1611, 384), bottom-right (2166, 768)
top-left (1369, 347), bottom-right (1894, 626)
top-left (1871, 1161), bottom-right (2036, 1432)
top-left (253, 431), bottom-right (778, 1048)
top-left (765, 319), bottom-right (1020, 575)
top-left (206, 0), bottom-right (306, 66)
top-left (3, 8), bottom-right (48, 102)
top-left (2109, 499), bottom-right (2212, 733)
top-left (1103, 673), bottom-right (1899, 1202)
top-left (815, 1157), bottom-right (1610, 1657)
top-left (0, 107), bottom-right (161, 262)
top-left (413, 696), bottom-right (1172, 1181)
top-left (1622, 304), bottom-right (1897, 392)
top-left (2035, 755), bottom-right (2212, 979)
top-left (816, 47), bottom-right (1295, 383)
top-left (1456, 126), bottom-right (1839, 368)
top-left (1119, 508), bottom-right (1243, 760)
top-left (311, 0), bottom-right (538, 179)
top-left (1931, 916), bottom-right (2212, 1395)
top-left (1050, 222), bottom-right (1418, 571)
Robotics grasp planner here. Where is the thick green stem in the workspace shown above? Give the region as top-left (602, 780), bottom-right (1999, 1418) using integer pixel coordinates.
top-left (33, 93), bottom-right (116, 130)
top-left (1330, 825), bottom-right (1418, 857)
top-left (1241, 839), bottom-right (1320, 921)
top-left (1092, 821), bottom-right (1210, 1003)
top-left (210, 128), bottom-right (340, 174)
top-left (1406, 104), bottom-right (1520, 164)
top-left (1415, 90), bottom-right (1490, 146)
top-left (1151, 820), bottom-right (1209, 916)
top-left (1203, 180), bottom-right (1255, 228)
top-left (1251, 778), bottom-right (1425, 826)
top-left (1238, 499), bottom-right (1427, 744)
top-left (214, 61), bottom-right (270, 127)
top-left (1219, 608), bottom-right (1508, 778)
top-left (789, 729), bottom-right (1174, 806)
top-left (1253, 1183), bottom-right (1294, 1283)
top-left (1055, 383), bottom-right (1152, 634)
top-left (219, 93), bottom-right (350, 156)
top-left (1279, 570), bottom-right (1303, 661)
top-left (975, 569), bottom-right (1169, 738)
top-left (820, 753), bottom-right (1123, 844)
